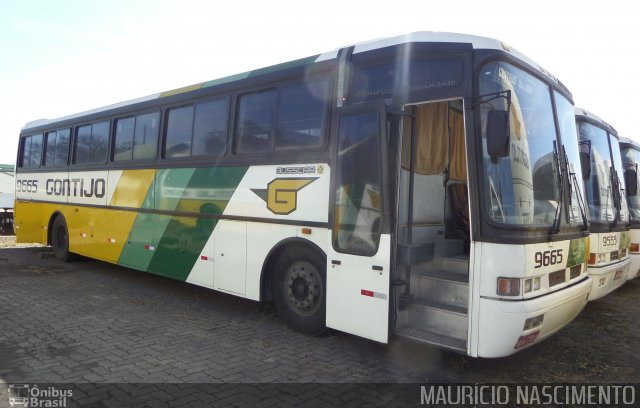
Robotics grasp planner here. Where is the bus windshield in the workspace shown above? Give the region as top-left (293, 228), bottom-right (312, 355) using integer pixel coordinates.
top-left (622, 147), bottom-right (640, 221)
top-left (578, 122), bottom-right (628, 224)
top-left (479, 62), bottom-right (561, 226)
top-left (554, 92), bottom-right (587, 226)
top-left (610, 135), bottom-right (630, 223)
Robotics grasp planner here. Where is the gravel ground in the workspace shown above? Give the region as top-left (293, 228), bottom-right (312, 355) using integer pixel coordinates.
top-left (0, 236), bottom-right (638, 405)
top-left (0, 235), bottom-right (41, 249)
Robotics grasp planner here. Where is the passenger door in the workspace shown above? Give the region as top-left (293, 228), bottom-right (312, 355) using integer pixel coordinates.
top-left (325, 104), bottom-right (391, 343)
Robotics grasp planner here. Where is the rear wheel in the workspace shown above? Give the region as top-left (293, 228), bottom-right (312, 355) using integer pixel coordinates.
top-left (273, 244), bottom-right (326, 335)
top-left (51, 215), bottom-right (74, 262)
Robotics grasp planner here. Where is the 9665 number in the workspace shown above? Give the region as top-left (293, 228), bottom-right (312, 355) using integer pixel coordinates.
top-left (534, 249), bottom-right (563, 268)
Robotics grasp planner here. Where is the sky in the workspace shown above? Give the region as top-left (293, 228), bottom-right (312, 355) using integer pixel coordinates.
top-left (0, 0), bottom-right (637, 165)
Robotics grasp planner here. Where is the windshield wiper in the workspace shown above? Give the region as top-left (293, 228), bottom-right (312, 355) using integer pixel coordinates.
top-left (609, 166), bottom-right (623, 226)
top-left (562, 145), bottom-right (588, 231)
top-left (550, 141), bottom-right (565, 236)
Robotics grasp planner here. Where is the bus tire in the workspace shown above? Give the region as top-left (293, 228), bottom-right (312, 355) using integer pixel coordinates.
top-left (272, 244), bottom-right (326, 336)
top-left (51, 215), bottom-right (74, 262)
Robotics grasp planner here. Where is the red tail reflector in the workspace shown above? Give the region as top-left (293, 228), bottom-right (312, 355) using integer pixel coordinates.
top-left (361, 289), bottom-right (374, 297)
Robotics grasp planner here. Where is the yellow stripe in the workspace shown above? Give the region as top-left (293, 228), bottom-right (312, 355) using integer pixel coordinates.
top-left (159, 83), bottom-right (203, 98)
top-left (82, 169), bottom-right (157, 262)
top-left (109, 169), bottom-right (156, 208)
top-left (16, 170), bottom-right (157, 263)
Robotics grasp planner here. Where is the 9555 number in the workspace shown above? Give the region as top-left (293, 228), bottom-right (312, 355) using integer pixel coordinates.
top-left (534, 249), bottom-right (563, 268)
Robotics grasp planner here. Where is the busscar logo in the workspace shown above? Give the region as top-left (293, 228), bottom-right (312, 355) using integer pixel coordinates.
top-left (251, 177), bottom-right (317, 215)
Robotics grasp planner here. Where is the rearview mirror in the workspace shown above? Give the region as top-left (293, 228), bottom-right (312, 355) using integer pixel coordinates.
top-left (486, 110), bottom-right (510, 161)
top-left (579, 141), bottom-right (591, 180)
top-left (625, 168), bottom-right (638, 196)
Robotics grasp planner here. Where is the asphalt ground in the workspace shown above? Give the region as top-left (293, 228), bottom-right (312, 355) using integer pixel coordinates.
top-left (1, 242), bottom-right (639, 406)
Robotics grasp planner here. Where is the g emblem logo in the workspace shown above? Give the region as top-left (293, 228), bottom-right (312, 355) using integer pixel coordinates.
top-left (252, 178), bottom-right (317, 215)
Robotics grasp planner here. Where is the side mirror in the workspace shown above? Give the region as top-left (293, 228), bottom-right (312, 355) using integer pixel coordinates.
top-left (486, 110), bottom-right (510, 161)
top-left (625, 168), bottom-right (638, 196)
top-left (579, 141), bottom-right (591, 180)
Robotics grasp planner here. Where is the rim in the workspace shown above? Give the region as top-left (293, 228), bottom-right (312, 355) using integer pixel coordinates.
top-left (285, 261), bottom-right (323, 315)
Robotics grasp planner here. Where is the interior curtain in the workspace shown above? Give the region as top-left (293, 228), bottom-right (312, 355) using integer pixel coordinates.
top-left (449, 109), bottom-right (467, 181)
top-left (402, 102), bottom-right (449, 175)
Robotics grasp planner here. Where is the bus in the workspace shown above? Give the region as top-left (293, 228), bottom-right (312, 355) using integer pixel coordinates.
top-left (619, 136), bottom-right (640, 280)
top-left (575, 108), bottom-right (631, 298)
top-left (15, 32), bottom-right (592, 358)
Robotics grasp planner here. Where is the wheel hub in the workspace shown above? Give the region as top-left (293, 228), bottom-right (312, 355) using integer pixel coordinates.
top-left (286, 261), bottom-right (322, 314)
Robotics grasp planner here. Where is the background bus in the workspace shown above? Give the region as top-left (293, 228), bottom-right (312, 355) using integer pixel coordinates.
top-left (575, 108), bottom-right (631, 298)
top-left (15, 32), bottom-right (591, 357)
top-left (619, 136), bottom-right (640, 280)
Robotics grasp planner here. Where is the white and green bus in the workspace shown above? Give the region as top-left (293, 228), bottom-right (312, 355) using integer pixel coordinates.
top-left (575, 108), bottom-right (631, 298)
top-left (15, 32), bottom-right (592, 357)
top-left (619, 136), bottom-right (640, 280)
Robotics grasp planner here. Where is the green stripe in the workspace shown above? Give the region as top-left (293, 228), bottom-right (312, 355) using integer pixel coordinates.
top-left (147, 166), bottom-right (248, 280)
top-left (117, 176), bottom-right (156, 269)
top-left (201, 55), bottom-right (320, 89)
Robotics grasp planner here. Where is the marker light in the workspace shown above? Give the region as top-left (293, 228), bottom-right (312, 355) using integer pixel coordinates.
top-left (630, 243), bottom-right (640, 253)
top-left (497, 277), bottom-right (520, 296)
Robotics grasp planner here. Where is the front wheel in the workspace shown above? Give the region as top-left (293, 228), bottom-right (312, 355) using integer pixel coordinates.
top-left (272, 245), bottom-right (326, 335)
top-left (51, 215), bottom-right (74, 262)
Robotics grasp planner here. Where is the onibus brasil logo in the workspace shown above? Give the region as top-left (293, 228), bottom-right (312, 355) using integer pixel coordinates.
top-left (7, 384), bottom-right (72, 407)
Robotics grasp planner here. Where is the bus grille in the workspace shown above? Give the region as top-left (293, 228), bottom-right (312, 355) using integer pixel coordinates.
top-left (610, 251), bottom-right (619, 261)
top-left (548, 270), bottom-right (566, 287)
top-left (569, 264), bottom-right (582, 280)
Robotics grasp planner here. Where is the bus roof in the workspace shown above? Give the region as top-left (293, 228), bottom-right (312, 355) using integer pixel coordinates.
top-left (22, 31), bottom-right (563, 133)
top-left (575, 107), bottom-right (619, 138)
top-left (619, 136), bottom-right (640, 149)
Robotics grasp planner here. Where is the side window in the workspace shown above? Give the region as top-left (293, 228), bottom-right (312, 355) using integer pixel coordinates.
top-left (276, 80), bottom-right (327, 150)
top-left (45, 131), bottom-right (57, 165)
top-left (75, 121), bottom-right (109, 164)
top-left (90, 121), bottom-right (109, 163)
top-left (56, 129), bottom-right (70, 165)
top-left (21, 134), bottom-right (43, 168)
top-left (235, 81), bottom-right (327, 154)
top-left (30, 134), bottom-right (43, 167)
top-left (114, 112), bottom-right (159, 161)
top-left (165, 105), bottom-right (194, 158)
top-left (192, 99), bottom-right (228, 156)
top-left (45, 129), bottom-right (70, 166)
top-left (235, 90), bottom-right (277, 153)
top-left (164, 100), bottom-right (228, 159)
top-left (76, 125), bottom-right (92, 164)
top-left (114, 117), bottom-right (135, 161)
top-left (133, 112), bottom-right (159, 160)
top-left (21, 138), bottom-right (31, 167)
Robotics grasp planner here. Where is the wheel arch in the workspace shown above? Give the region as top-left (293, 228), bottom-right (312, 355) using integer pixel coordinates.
top-left (259, 237), bottom-right (326, 303)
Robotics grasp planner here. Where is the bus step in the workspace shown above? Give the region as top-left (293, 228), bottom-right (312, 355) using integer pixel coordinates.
top-left (441, 254), bottom-right (469, 275)
top-left (409, 299), bottom-right (468, 341)
top-left (418, 270), bottom-right (468, 309)
top-left (395, 325), bottom-right (466, 353)
top-left (435, 239), bottom-right (464, 257)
